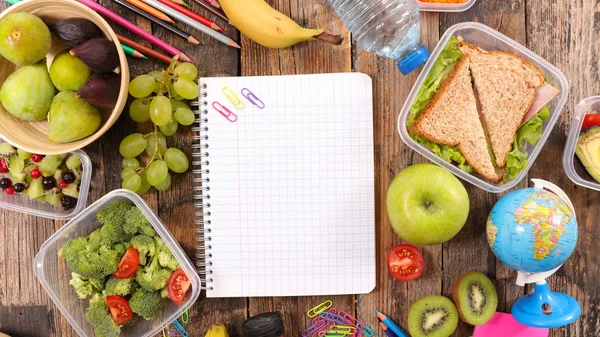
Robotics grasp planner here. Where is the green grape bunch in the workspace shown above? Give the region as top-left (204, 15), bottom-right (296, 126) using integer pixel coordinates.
top-left (120, 56), bottom-right (196, 194)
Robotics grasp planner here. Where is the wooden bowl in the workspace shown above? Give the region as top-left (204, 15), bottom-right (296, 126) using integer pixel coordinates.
top-left (0, 0), bottom-right (129, 155)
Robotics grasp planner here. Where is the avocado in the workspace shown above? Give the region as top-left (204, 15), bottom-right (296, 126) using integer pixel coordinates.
top-left (576, 126), bottom-right (600, 183)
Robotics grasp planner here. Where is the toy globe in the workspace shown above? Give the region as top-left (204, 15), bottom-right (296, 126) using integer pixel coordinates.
top-left (486, 179), bottom-right (581, 328)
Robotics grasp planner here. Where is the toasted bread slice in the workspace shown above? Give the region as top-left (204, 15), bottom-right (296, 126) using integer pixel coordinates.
top-left (458, 42), bottom-right (544, 168)
top-left (411, 56), bottom-right (504, 183)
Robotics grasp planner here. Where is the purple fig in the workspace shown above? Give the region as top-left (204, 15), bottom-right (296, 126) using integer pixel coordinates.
top-left (70, 38), bottom-right (119, 73)
top-left (49, 18), bottom-right (103, 49)
top-left (76, 72), bottom-right (121, 108)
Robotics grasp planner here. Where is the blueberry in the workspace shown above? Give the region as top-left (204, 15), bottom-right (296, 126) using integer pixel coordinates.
top-left (0, 178), bottom-right (11, 190)
top-left (62, 172), bottom-right (76, 184)
top-left (13, 183), bottom-right (25, 193)
top-left (42, 176), bottom-right (56, 190)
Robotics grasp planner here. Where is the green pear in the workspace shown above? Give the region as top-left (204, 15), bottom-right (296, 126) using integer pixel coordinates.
top-left (48, 91), bottom-right (101, 143)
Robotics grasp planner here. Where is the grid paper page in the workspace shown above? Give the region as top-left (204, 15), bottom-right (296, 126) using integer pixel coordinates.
top-left (200, 73), bottom-right (375, 298)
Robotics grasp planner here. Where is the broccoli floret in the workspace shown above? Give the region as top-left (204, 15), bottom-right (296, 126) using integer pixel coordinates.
top-left (94, 316), bottom-right (121, 337)
top-left (120, 315), bottom-right (138, 329)
top-left (97, 202), bottom-right (136, 244)
top-left (160, 287), bottom-right (169, 299)
top-left (85, 293), bottom-right (109, 327)
top-left (89, 277), bottom-right (106, 292)
top-left (69, 273), bottom-right (100, 299)
top-left (104, 277), bottom-right (135, 297)
top-left (130, 235), bottom-right (156, 265)
top-left (129, 288), bottom-right (165, 320)
top-left (157, 245), bottom-right (180, 271)
top-left (123, 207), bottom-right (156, 236)
top-left (113, 242), bottom-right (129, 257)
top-left (60, 231), bottom-right (121, 280)
top-left (135, 252), bottom-right (172, 292)
top-left (154, 236), bottom-right (165, 250)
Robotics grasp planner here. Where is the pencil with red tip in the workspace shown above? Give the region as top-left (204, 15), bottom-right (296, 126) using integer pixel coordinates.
top-left (156, 0), bottom-right (225, 32)
top-left (374, 309), bottom-right (409, 337)
top-left (379, 322), bottom-right (398, 337)
top-left (189, 0), bottom-right (229, 24)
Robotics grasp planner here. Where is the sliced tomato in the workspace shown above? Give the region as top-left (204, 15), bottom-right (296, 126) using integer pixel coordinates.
top-left (106, 295), bottom-right (133, 325)
top-left (167, 269), bottom-right (191, 305)
top-left (114, 247), bottom-right (139, 279)
top-left (582, 114), bottom-right (600, 130)
top-left (387, 244), bottom-right (424, 281)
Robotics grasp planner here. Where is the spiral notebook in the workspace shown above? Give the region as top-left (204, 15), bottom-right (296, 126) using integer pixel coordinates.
top-left (192, 73), bottom-right (376, 298)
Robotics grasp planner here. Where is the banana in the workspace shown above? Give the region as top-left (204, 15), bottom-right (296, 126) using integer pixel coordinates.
top-left (205, 324), bottom-right (229, 337)
top-left (220, 0), bottom-right (343, 49)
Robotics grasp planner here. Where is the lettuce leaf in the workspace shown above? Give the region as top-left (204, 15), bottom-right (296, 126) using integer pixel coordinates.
top-left (504, 106), bottom-right (551, 181)
top-left (407, 36), bottom-right (472, 172)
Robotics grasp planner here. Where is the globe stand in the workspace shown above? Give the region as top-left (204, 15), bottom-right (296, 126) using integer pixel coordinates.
top-left (510, 180), bottom-right (581, 328)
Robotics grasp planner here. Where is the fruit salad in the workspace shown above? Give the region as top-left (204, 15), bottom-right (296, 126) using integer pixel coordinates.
top-left (0, 143), bottom-right (82, 210)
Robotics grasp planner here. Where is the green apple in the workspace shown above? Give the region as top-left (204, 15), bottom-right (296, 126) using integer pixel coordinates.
top-left (386, 164), bottom-right (469, 245)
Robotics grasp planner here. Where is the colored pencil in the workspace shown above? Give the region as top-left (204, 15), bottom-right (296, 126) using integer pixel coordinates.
top-left (189, 0), bottom-right (229, 24)
top-left (379, 322), bottom-right (398, 337)
top-left (204, 0), bottom-right (220, 9)
top-left (117, 34), bottom-right (181, 65)
top-left (171, 0), bottom-right (188, 6)
top-left (156, 0), bottom-right (224, 33)
top-left (78, 0), bottom-right (192, 62)
top-left (121, 43), bottom-right (148, 59)
top-left (125, 0), bottom-right (176, 24)
top-left (140, 0), bottom-right (239, 48)
top-left (374, 310), bottom-right (409, 337)
top-left (112, 0), bottom-right (200, 45)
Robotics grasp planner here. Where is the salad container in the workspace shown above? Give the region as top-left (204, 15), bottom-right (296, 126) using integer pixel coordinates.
top-left (0, 139), bottom-right (92, 220)
top-left (562, 97), bottom-right (600, 191)
top-left (417, 0), bottom-right (477, 12)
top-left (33, 189), bottom-right (201, 337)
top-left (398, 22), bottom-right (568, 193)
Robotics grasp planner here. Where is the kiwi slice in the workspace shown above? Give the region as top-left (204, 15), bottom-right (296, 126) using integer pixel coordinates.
top-left (452, 272), bottom-right (498, 326)
top-left (39, 154), bottom-right (66, 176)
top-left (408, 296), bottom-right (458, 337)
top-left (0, 143), bottom-right (15, 158)
top-left (28, 178), bottom-right (44, 200)
top-left (62, 184), bottom-right (79, 199)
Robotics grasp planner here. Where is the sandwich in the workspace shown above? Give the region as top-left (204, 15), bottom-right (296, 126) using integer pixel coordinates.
top-left (407, 36), bottom-right (559, 183)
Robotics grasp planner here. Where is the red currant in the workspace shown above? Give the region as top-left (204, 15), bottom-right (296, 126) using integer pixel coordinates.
top-left (0, 159), bottom-right (7, 173)
top-left (59, 181), bottom-right (68, 189)
top-left (31, 154), bottom-right (43, 163)
top-left (30, 168), bottom-right (41, 179)
top-left (5, 186), bottom-right (14, 195)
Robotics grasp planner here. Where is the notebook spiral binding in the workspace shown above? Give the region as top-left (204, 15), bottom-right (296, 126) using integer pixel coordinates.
top-left (191, 83), bottom-right (213, 292)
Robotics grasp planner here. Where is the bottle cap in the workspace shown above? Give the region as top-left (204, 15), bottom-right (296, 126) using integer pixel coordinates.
top-left (397, 46), bottom-right (430, 75)
top-left (242, 312), bottom-right (285, 337)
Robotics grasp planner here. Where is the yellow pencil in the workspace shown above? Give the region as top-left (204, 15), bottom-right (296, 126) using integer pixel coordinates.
top-left (125, 0), bottom-right (176, 24)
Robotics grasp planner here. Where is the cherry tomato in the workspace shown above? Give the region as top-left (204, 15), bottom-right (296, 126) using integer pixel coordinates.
top-left (387, 244), bottom-right (424, 281)
top-left (582, 114), bottom-right (600, 130)
top-left (167, 269), bottom-right (191, 305)
top-left (114, 247), bottom-right (139, 279)
top-left (106, 295), bottom-right (133, 325)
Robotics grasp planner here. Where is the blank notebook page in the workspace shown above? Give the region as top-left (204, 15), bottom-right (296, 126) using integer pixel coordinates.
top-left (200, 73), bottom-right (375, 298)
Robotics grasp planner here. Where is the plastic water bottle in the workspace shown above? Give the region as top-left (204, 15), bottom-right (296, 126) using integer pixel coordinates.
top-left (328, 0), bottom-right (430, 75)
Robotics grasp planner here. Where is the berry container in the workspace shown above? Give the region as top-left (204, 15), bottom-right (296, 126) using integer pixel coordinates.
top-left (398, 22), bottom-right (569, 193)
top-left (0, 139), bottom-right (91, 220)
top-left (562, 97), bottom-right (600, 191)
top-left (417, 0), bottom-right (477, 12)
top-left (33, 189), bottom-right (201, 337)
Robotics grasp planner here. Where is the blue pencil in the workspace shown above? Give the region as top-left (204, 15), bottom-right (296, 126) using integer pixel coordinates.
top-left (374, 309), bottom-right (409, 337)
top-left (379, 321), bottom-right (398, 337)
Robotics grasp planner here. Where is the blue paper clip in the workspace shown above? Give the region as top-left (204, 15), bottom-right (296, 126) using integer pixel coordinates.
top-left (241, 88), bottom-right (265, 109)
top-left (213, 101), bottom-right (238, 122)
top-left (320, 312), bottom-right (348, 325)
top-left (172, 320), bottom-right (189, 337)
top-left (360, 324), bottom-right (378, 337)
top-left (222, 86), bottom-right (245, 110)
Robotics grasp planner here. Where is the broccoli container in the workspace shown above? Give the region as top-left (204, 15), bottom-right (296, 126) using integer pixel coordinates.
top-left (33, 189), bottom-right (201, 337)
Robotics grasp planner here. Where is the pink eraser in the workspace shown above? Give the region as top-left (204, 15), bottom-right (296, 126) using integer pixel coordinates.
top-left (473, 312), bottom-right (549, 337)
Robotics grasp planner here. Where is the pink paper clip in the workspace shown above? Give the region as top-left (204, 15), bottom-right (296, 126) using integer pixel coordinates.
top-left (241, 88), bottom-right (265, 109)
top-left (317, 322), bottom-right (335, 337)
top-left (338, 311), bottom-right (359, 327)
top-left (212, 101), bottom-right (237, 122)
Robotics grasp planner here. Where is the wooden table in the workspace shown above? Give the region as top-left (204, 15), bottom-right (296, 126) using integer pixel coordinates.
top-left (0, 0), bottom-right (597, 336)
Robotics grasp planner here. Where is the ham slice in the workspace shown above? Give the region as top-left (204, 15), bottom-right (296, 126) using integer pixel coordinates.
top-left (521, 82), bottom-right (559, 125)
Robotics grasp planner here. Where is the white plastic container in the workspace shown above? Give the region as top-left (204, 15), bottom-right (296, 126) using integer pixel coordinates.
top-left (0, 139), bottom-right (91, 220)
top-left (562, 97), bottom-right (600, 191)
top-left (398, 22), bottom-right (569, 193)
top-left (33, 189), bottom-right (201, 337)
top-left (417, 0), bottom-right (476, 12)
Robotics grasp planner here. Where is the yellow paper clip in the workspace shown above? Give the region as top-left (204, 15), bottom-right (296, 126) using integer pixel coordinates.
top-left (331, 326), bottom-right (355, 334)
top-left (181, 310), bottom-right (189, 324)
top-left (222, 86), bottom-right (245, 110)
top-left (308, 299), bottom-right (333, 317)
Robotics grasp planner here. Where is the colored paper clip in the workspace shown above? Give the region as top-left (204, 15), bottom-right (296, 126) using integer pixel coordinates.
top-left (302, 320), bottom-right (328, 337)
top-left (241, 88), bottom-right (265, 109)
top-left (338, 310), bottom-right (359, 327)
top-left (329, 326), bottom-right (356, 334)
top-left (172, 320), bottom-right (189, 337)
top-left (320, 312), bottom-right (348, 325)
top-left (213, 101), bottom-right (238, 122)
top-left (317, 322), bottom-right (335, 337)
top-left (222, 86), bottom-right (245, 110)
top-left (308, 300), bottom-right (333, 317)
top-left (360, 324), bottom-right (379, 337)
top-left (181, 310), bottom-right (189, 324)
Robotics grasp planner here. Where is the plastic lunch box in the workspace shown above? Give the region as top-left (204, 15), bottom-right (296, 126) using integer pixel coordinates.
top-left (0, 139), bottom-right (91, 220)
top-left (562, 97), bottom-right (600, 191)
top-left (417, 0), bottom-right (476, 12)
top-left (398, 22), bottom-right (569, 193)
top-left (33, 189), bottom-right (201, 337)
